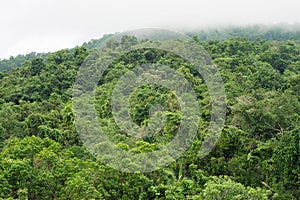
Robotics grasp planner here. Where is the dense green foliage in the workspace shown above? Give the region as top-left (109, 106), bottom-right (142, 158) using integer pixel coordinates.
top-left (0, 32), bottom-right (299, 199)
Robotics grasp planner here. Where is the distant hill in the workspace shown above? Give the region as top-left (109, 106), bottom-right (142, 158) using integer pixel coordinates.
top-left (2, 24), bottom-right (300, 72)
top-left (82, 24), bottom-right (300, 52)
top-left (0, 52), bottom-right (47, 72)
top-left (186, 24), bottom-right (300, 41)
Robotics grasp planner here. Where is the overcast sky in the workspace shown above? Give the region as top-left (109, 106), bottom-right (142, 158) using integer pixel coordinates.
top-left (1, 0), bottom-right (300, 59)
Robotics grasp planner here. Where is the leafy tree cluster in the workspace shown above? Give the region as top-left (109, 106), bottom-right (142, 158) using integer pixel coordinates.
top-left (0, 34), bottom-right (299, 199)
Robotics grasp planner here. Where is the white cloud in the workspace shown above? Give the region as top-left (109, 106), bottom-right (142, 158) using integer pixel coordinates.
top-left (1, 0), bottom-right (300, 58)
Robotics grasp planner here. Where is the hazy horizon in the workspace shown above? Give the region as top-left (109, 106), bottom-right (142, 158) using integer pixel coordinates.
top-left (1, 0), bottom-right (300, 59)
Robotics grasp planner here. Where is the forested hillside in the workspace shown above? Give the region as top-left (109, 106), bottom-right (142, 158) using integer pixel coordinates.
top-left (0, 32), bottom-right (299, 199)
